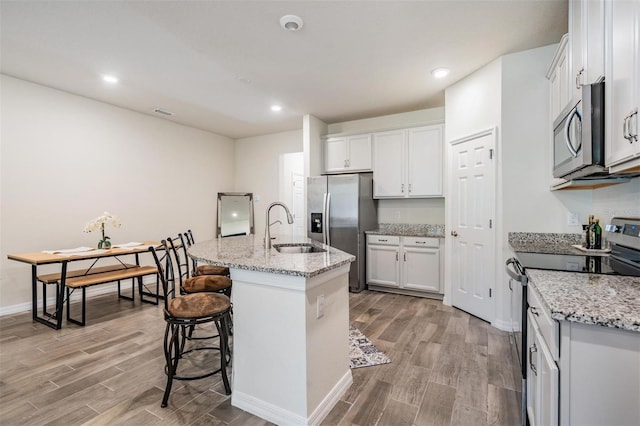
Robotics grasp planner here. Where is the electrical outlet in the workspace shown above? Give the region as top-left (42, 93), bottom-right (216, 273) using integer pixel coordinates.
top-left (567, 212), bottom-right (580, 226)
top-left (317, 294), bottom-right (325, 319)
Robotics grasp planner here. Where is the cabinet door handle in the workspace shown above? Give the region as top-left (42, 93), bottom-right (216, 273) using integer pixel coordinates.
top-left (629, 109), bottom-right (638, 143)
top-left (529, 344), bottom-right (538, 376)
top-left (401, 184), bottom-right (404, 193)
top-left (575, 68), bottom-right (584, 90)
top-left (396, 252), bottom-right (399, 261)
top-left (403, 252), bottom-right (406, 261)
top-left (624, 116), bottom-right (631, 141)
top-left (408, 183), bottom-right (412, 193)
top-left (379, 239), bottom-right (388, 242)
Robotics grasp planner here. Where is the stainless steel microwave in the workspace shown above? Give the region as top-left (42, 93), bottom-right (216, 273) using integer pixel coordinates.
top-left (553, 82), bottom-right (605, 180)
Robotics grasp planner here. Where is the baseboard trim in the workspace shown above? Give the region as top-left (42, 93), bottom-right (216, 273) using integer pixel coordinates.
top-left (232, 391), bottom-right (307, 426)
top-left (492, 318), bottom-right (515, 332)
top-left (307, 370), bottom-right (353, 426)
top-left (232, 369), bottom-right (353, 426)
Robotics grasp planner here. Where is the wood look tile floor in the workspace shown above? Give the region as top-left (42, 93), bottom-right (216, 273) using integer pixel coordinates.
top-left (0, 290), bottom-right (521, 425)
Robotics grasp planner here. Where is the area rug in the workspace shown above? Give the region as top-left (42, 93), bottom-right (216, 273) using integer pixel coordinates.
top-left (349, 325), bottom-right (391, 369)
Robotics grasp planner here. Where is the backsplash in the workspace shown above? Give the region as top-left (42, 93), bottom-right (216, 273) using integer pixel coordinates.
top-left (378, 223), bottom-right (445, 236)
top-left (508, 232), bottom-right (583, 245)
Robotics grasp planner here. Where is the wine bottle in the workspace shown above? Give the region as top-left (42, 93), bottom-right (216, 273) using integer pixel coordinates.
top-left (593, 219), bottom-right (602, 250)
top-left (586, 215), bottom-right (594, 249)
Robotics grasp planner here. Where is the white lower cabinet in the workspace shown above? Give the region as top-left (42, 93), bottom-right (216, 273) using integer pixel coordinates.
top-left (527, 286), bottom-right (640, 426)
top-left (527, 310), bottom-right (559, 426)
top-left (366, 236), bottom-right (400, 288)
top-left (366, 235), bottom-right (442, 296)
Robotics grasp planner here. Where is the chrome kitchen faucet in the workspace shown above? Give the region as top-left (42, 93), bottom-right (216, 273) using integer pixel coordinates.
top-left (264, 202), bottom-right (294, 249)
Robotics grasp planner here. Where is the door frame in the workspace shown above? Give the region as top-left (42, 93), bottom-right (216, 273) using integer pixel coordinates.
top-left (444, 127), bottom-right (498, 323)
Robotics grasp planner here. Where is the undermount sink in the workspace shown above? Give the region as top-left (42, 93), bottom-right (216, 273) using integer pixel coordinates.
top-left (273, 243), bottom-right (326, 254)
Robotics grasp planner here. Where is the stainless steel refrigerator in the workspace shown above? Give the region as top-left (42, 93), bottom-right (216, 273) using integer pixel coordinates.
top-left (307, 172), bottom-right (377, 292)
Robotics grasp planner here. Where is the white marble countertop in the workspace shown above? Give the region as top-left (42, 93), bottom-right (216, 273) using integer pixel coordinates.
top-left (187, 235), bottom-right (355, 278)
top-left (526, 269), bottom-right (640, 332)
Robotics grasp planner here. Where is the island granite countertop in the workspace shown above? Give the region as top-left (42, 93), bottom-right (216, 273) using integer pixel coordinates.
top-left (366, 223), bottom-right (445, 238)
top-left (187, 235), bottom-right (355, 278)
top-left (526, 268), bottom-right (640, 332)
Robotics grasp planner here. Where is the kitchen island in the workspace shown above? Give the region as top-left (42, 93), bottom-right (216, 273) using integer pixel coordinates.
top-left (188, 235), bottom-right (355, 426)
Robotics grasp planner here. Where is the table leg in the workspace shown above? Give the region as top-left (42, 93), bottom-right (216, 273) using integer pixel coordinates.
top-left (31, 264), bottom-right (38, 322)
top-left (55, 261), bottom-right (68, 329)
top-left (32, 263), bottom-right (65, 330)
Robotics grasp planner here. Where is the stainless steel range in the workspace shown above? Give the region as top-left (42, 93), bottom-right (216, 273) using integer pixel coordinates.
top-left (505, 217), bottom-right (640, 426)
top-left (606, 217), bottom-right (640, 276)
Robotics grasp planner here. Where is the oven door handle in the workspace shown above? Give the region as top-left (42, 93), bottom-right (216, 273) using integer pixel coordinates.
top-left (506, 257), bottom-right (526, 282)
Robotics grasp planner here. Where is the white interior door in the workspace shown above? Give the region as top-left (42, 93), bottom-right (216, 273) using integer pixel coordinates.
top-left (291, 172), bottom-right (305, 237)
top-left (449, 129), bottom-right (496, 322)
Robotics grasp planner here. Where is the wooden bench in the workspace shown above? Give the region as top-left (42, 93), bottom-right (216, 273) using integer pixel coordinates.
top-left (38, 264), bottom-right (158, 326)
top-left (37, 263), bottom-right (138, 284)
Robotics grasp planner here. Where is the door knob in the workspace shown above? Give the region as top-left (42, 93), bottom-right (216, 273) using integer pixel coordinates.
top-left (451, 231), bottom-right (458, 237)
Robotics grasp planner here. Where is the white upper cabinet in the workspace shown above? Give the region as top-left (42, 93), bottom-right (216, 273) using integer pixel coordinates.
top-left (569, 0), bottom-right (605, 104)
top-left (547, 35), bottom-right (571, 123)
top-left (372, 130), bottom-right (405, 197)
top-left (583, 0), bottom-right (606, 84)
top-left (373, 124), bottom-right (443, 198)
top-left (324, 134), bottom-right (372, 174)
top-left (605, 0), bottom-right (640, 171)
top-left (407, 126), bottom-right (443, 197)
top-left (569, 0), bottom-right (584, 104)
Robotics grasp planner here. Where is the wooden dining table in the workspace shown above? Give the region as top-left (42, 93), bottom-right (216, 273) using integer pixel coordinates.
top-left (7, 241), bottom-right (162, 329)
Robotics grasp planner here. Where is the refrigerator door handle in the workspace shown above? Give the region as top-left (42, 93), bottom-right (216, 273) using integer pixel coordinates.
top-left (321, 193), bottom-right (327, 244)
top-left (324, 192), bottom-right (331, 246)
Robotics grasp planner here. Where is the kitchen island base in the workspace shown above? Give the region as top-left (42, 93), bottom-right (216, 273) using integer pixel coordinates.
top-left (230, 264), bottom-right (353, 426)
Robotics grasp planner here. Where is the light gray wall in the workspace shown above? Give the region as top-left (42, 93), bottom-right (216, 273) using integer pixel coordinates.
top-left (1, 75), bottom-right (235, 312)
top-left (234, 129), bottom-right (303, 238)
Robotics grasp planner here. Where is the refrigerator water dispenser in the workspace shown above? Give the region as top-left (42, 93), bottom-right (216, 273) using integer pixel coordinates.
top-left (311, 213), bottom-right (323, 233)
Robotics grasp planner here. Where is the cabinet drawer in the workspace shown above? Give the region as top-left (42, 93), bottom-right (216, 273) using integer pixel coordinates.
top-left (367, 235), bottom-right (400, 245)
top-left (528, 286), bottom-right (559, 361)
top-left (403, 237), bottom-right (439, 248)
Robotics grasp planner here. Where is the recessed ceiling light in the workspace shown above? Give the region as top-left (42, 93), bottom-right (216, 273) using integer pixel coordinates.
top-left (271, 105), bottom-right (283, 112)
top-left (431, 68), bottom-right (450, 79)
top-left (102, 74), bottom-right (119, 84)
top-left (280, 15), bottom-right (303, 32)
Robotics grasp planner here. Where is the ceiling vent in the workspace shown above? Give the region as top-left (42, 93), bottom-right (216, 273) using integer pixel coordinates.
top-left (154, 108), bottom-right (174, 116)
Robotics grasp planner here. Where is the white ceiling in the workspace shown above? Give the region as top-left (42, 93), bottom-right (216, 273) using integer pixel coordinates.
top-left (0, 0), bottom-right (567, 139)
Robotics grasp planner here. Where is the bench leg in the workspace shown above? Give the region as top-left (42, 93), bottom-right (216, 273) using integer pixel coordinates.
top-left (66, 287), bottom-right (86, 327)
top-left (139, 274), bottom-right (161, 305)
top-left (118, 279), bottom-right (136, 301)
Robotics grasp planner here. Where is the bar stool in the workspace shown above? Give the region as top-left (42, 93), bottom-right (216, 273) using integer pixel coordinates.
top-left (167, 236), bottom-right (231, 297)
top-left (149, 243), bottom-right (232, 408)
top-left (182, 230), bottom-right (230, 277)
